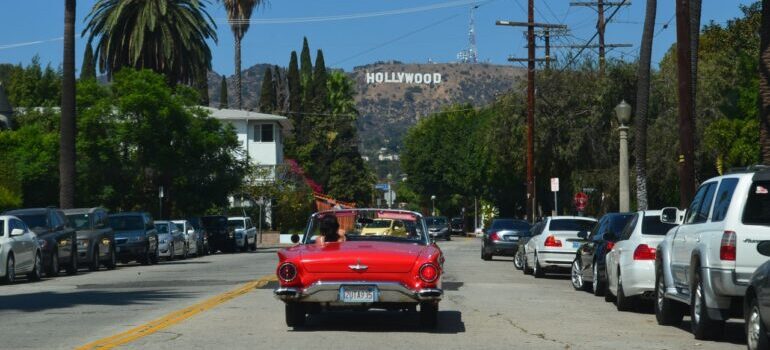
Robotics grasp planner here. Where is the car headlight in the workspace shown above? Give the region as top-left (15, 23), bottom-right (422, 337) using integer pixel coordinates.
top-left (101, 238), bottom-right (111, 245)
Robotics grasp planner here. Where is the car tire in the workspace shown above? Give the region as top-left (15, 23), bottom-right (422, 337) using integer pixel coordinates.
top-left (105, 247), bottom-right (117, 270)
top-left (27, 252), bottom-right (42, 281)
top-left (89, 247), bottom-right (100, 271)
top-left (140, 245), bottom-right (152, 265)
top-left (747, 295), bottom-right (770, 350)
top-left (2, 254), bottom-right (15, 284)
top-left (150, 245), bottom-right (159, 264)
top-left (615, 271), bottom-right (634, 312)
top-left (66, 244), bottom-right (78, 275)
top-left (182, 243), bottom-right (188, 260)
top-left (47, 250), bottom-right (60, 277)
top-left (513, 250), bottom-right (525, 270)
top-left (420, 302), bottom-right (439, 329)
top-left (445, 234), bottom-right (451, 241)
top-left (168, 243), bottom-right (175, 261)
top-left (592, 262), bottom-right (605, 296)
top-left (691, 270), bottom-right (725, 340)
top-left (533, 253), bottom-right (545, 278)
top-left (285, 302), bottom-right (306, 328)
top-left (571, 258), bottom-right (586, 291)
top-left (654, 265), bottom-right (685, 326)
top-left (481, 246), bottom-right (492, 261)
top-left (523, 254), bottom-right (533, 275)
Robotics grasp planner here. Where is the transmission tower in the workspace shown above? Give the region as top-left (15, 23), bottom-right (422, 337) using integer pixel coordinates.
top-left (457, 3), bottom-right (479, 63)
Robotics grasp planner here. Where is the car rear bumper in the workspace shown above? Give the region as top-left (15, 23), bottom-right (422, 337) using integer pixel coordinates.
top-left (619, 261), bottom-right (656, 297)
top-left (702, 267), bottom-right (747, 320)
top-left (485, 241), bottom-right (518, 256)
top-left (538, 249), bottom-right (577, 268)
top-left (115, 242), bottom-right (146, 260)
top-left (274, 281), bottom-right (442, 305)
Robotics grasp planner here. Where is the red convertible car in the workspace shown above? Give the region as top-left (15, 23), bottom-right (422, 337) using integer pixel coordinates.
top-left (274, 209), bottom-right (444, 329)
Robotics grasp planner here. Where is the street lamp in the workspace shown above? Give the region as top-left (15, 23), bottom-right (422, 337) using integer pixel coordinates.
top-left (431, 195), bottom-right (436, 216)
top-left (615, 100), bottom-right (632, 212)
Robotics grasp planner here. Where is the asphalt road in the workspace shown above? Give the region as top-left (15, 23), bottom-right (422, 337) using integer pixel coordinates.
top-left (0, 238), bottom-right (747, 349)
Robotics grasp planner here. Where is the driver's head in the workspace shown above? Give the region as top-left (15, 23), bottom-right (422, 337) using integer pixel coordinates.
top-left (319, 214), bottom-right (340, 237)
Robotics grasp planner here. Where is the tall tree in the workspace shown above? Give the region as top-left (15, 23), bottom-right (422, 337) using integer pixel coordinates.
top-left (195, 69), bottom-right (209, 105)
top-left (258, 68), bottom-right (276, 113)
top-left (690, 0), bottom-right (702, 114)
top-left (287, 51), bottom-right (302, 139)
top-left (299, 37), bottom-right (313, 97)
top-left (222, 0), bottom-right (264, 109)
top-left (80, 41), bottom-right (96, 80)
top-left (634, 0), bottom-right (657, 211)
top-left (761, 0), bottom-right (770, 163)
top-left (312, 49), bottom-right (329, 113)
top-left (676, 0), bottom-right (696, 208)
top-left (273, 65), bottom-right (287, 113)
top-left (219, 75), bottom-right (228, 109)
top-left (60, 0), bottom-right (76, 209)
top-left (82, 0), bottom-right (218, 85)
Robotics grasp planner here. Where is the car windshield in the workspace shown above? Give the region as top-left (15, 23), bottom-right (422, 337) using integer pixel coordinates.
top-left (228, 220), bottom-right (244, 229)
top-left (304, 210), bottom-right (428, 244)
top-left (744, 181), bottom-right (770, 226)
top-left (549, 219), bottom-right (595, 232)
top-left (491, 219), bottom-right (530, 231)
top-left (175, 223), bottom-right (185, 232)
top-left (109, 216), bottom-right (144, 231)
top-left (425, 217), bottom-right (447, 226)
top-left (642, 215), bottom-right (678, 235)
top-left (15, 214), bottom-right (47, 231)
top-left (66, 214), bottom-right (90, 230)
top-left (154, 224), bottom-right (169, 234)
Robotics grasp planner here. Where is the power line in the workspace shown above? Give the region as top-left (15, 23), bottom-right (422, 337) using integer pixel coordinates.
top-left (560, 0), bottom-right (629, 72)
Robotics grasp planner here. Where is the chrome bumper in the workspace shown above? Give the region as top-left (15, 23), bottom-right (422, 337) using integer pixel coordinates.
top-left (274, 281), bottom-right (443, 304)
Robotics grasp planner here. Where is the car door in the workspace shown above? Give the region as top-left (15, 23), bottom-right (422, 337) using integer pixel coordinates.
top-left (581, 218), bottom-right (605, 279)
top-left (10, 219), bottom-right (33, 270)
top-left (526, 221), bottom-right (544, 262)
top-left (672, 182), bottom-right (716, 289)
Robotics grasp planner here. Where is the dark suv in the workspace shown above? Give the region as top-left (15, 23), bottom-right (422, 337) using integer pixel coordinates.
top-left (202, 215), bottom-right (237, 253)
top-left (450, 217), bottom-right (465, 236)
top-left (573, 212), bottom-right (634, 297)
top-left (109, 212), bottom-right (158, 265)
top-left (64, 207), bottom-right (116, 271)
top-left (4, 207), bottom-right (78, 276)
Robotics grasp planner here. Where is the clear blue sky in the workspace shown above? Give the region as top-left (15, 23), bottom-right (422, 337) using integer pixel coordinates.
top-left (0, 0), bottom-right (757, 75)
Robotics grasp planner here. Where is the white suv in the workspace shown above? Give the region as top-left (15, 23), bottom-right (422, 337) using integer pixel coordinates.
top-left (654, 166), bottom-right (770, 340)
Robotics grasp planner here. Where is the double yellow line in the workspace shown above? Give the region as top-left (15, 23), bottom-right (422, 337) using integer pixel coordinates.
top-left (77, 275), bottom-right (276, 350)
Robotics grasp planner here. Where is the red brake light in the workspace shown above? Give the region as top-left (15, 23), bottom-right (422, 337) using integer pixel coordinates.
top-left (419, 263), bottom-right (439, 283)
top-left (489, 231), bottom-right (500, 241)
top-left (633, 244), bottom-right (656, 260)
top-left (278, 262), bottom-right (297, 282)
top-left (606, 241), bottom-right (615, 251)
top-left (544, 235), bottom-right (562, 247)
top-left (720, 231), bottom-right (736, 261)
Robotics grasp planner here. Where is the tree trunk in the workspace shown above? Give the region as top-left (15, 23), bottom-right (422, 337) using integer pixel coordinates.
top-left (234, 35), bottom-right (242, 110)
top-left (690, 0), bottom-right (701, 138)
top-left (676, 0), bottom-right (696, 208)
top-left (60, 0), bottom-right (76, 209)
top-left (634, 0), bottom-right (656, 211)
top-left (761, 0), bottom-right (770, 164)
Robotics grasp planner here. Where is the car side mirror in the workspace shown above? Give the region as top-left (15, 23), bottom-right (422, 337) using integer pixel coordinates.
top-left (661, 207), bottom-right (682, 224)
top-left (10, 228), bottom-right (24, 237)
top-left (758, 241), bottom-right (770, 257)
top-left (290, 234), bottom-right (300, 244)
top-left (577, 231), bottom-right (587, 239)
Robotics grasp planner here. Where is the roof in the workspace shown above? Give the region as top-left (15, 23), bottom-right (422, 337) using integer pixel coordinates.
top-left (201, 106), bottom-right (292, 131)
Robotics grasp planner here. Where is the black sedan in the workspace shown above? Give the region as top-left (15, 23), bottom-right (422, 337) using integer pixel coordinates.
top-left (571, 212), bottom-right (634, 298)
top-left (481, 218), bottom-right (531, 261)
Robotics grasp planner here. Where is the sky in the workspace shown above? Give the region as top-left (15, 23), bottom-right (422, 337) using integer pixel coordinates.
top-left (0, 0), bottom-right (757, 76)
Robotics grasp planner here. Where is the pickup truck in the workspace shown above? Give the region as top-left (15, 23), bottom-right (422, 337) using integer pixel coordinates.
top-left (654, 166), bottom-right (770, 340)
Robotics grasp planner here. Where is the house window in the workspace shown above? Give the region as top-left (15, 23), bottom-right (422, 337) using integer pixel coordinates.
top-left (253, 123), bottom-right (275, 142)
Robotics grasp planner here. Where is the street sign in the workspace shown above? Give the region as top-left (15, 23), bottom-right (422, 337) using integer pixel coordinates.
top-left (375, 183), bottom-right (390, 191)
top-left (550, 178), bottom-right (559, 192)
top-left (574, 192), bottom-right (588, 211)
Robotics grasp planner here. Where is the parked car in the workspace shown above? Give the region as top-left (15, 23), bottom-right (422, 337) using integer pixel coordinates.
top-left (654, 166), bottom-right (770, 340)
top-left (522, 216), bottom-right (597, 278)
top-left (745, 244), bottom-right (770, 350)
top-left (274, 209), bottom-right (443, 329)
top-left (4, 207), bottom-right (78, 277)
top-left (173, 220), bottom-right (199, 256)
top-left (481, 218), bottom-right (531, 261)
top-left (187, 217), bottom-right (209, 255)
top-left (360, 218), bottom-right (407, 236)
top-left (604, 210), bottom-right (678, 310)
top-left (571, 212), bottom-right (634, 297)
top-left (425, 216), bottom-right (451, 241)
top-left (228, 216), bottom-right (257, 252)
top-left (109, 212), bottom-right (158, 265)
top-left (514, 221), bottom-right (543, 270)
top-left (450, 217), bottom-right (465, 236)
top-left (202, 215), bottom-right (237, 253)
top-left (64, 207), bottom-right (116, 271)
top-left (0, 215), bottom-right (43, 283)
top-left (155, 221), bottom-right (186, 260)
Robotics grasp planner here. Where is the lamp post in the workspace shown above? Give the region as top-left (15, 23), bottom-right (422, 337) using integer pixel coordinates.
top-left (431, 195), bottom-right (436, 216)
top-left (615, 100), bottom-right (632, 212)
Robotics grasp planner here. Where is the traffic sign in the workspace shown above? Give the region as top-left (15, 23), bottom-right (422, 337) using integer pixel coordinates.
top-left (375, 183), bottom-right (390, 192)
top-left (550, 178), bottom-right (559, 192)
top-left (574, 192), bottom-right (588, 211)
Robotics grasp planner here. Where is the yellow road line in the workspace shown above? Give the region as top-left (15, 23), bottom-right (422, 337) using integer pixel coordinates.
top-left (76, 275), bottom-right (277, 350)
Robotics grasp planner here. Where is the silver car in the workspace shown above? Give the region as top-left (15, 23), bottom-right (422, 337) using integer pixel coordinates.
top-left (172, 220), bottom-right (198, 256)
top-left (155, 221), bottom-right (186, 260)
top-left (0, 215), bottom-right (43, 283)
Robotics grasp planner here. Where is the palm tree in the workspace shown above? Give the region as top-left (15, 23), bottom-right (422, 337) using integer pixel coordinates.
top-left (633, 0), bottom-right (656, 211)
top-left (82, 0), bottom-right (218, 85)
top-left (222, 0), bottom-right (265, 109)
top-left (761, 0), bottom-right (770, 163)
top-left (327, 71), bottom-right (358, 119)
top-left (60, 0), bottom-right (76, 209)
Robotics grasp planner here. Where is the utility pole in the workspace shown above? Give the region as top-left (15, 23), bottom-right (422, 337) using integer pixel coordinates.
top-left (570, 1), bottom-right (631, 74)
top-left (676, 0), bottom-right (696, 208)
top-left (527, 28), bottom-right (569, 69)
top-left (497, 1), bottom-right (566, 223)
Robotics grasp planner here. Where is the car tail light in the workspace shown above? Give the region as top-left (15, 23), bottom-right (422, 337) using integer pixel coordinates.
top-left (544, 235), bottom-right (562, 247)
top-left (606, 241), bottom-right (615, 251)
top-left (419, 263), bottom-right (439, 283)
top-left (720, 231), bottom-right (736, 261)
top-left (277, 262), bottom-right (297, 282)
top-left (489, 231), bottom-right (500, 241)
top-left (633, 244), bottom-right (656, 260)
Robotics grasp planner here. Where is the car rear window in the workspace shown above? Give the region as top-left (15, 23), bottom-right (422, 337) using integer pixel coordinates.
top-left (641, 216), bottom-right (678, 235)
top-left (491, 219), bottom-right (530, 231)
top-left (202, 216), bottom-right (227, 228)
top-left (549, 219), bottom-right (595, 232)
top-left (14, 214), bottom-right (47, 230)
top-left (610, 214), bottom-right (635, 234)
top-left (743, 181), bottom-right (770, 226)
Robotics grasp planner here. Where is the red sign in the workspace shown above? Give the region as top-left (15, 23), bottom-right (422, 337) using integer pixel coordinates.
top-left (574, 192), bottom-right (589, 211)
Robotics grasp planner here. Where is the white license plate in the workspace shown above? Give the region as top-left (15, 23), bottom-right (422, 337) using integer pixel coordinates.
top-left (339, 286), bottom-right (378, 303)
top-left (572, 242), bottom-right (581, 249)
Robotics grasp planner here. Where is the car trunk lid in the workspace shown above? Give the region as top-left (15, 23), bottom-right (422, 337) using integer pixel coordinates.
top-left (301, 241), bottom-right (423, 273)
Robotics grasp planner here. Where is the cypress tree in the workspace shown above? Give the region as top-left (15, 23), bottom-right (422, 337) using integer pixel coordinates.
top-left (287, 51), bottom-right (302, 138)
top-left (259, 68), bottom-right (276, 113)
top-left (272, 65), bottom-right (284, 113)
top-left (312, 49), bottom-right (329, 113)
top-left (81, 42), bottom-right (97, 80)
top-left (299, 37), bottom-right (313, 94)
top-left (218, 75), bottom-right (228, 109)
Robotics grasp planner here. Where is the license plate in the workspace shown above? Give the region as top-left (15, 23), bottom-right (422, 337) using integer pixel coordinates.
top-left (572, 242), bottom-right (581, 249)
top-left (339, 286), bottom-right (378, 303)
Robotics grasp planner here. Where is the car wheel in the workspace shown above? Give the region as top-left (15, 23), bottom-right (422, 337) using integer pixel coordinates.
top-left (2, 254), bottom-right (15, 284)
top-left (533, 253), bottom-right (545, 278)
top-left (592, 262), bottom-right (605, 296)
top-left (105, 247), bottom-right (117, 270)
top-left (168, 243), bottom-right (175, 261)
top-left (513, 250), bottom-right (525, 270)
top-left (419, 302), bottom-right (439, 329)
top-left (285, 302), bottom-right (306, 328)
top-left (47, 250), bottom-right (60, 277)
top-left (66, 245), bottom-right (78, 275)
top-left (691, 270), bottom-right (725, 340)
top-left (240, 239), bottom-right (248, 252)
top-left (446, 234), bottom-right (451, 241)
top-left (182, 244), bottom-right (188, 260)
top-left (481, 245), bottom-right (492, 261)
top-left (747, 295), bottom-right (769, 350)
top-left (523, 254), bottom-right (533, 275)
top-left (251, 239), bottom-right (257, 251)
top-left (27, 252), bottom-right (42, 281)
top-left (654, 265), bottom-right (684, 325)
top-left (571, 258), bottom-right (586, 291)
top-left (615, 271), bottom-right (634, 311)
top-left (89, 247), bottom-right (100, 271)
top-left (150, 245), bottom-right (159, 264)
top-left (140, 245), bottom-right (151, 265)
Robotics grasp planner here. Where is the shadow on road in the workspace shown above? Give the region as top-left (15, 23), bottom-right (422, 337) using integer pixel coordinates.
top-left (0, 289), bottom-right (191, 312)
top-left (675, 319), bottom-right (746, 346)
top-left (293, 310), bottom-right (465, 334)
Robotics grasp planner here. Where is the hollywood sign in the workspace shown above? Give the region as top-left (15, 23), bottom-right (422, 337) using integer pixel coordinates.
top-left (365, 72), bottom-right (442, 85)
